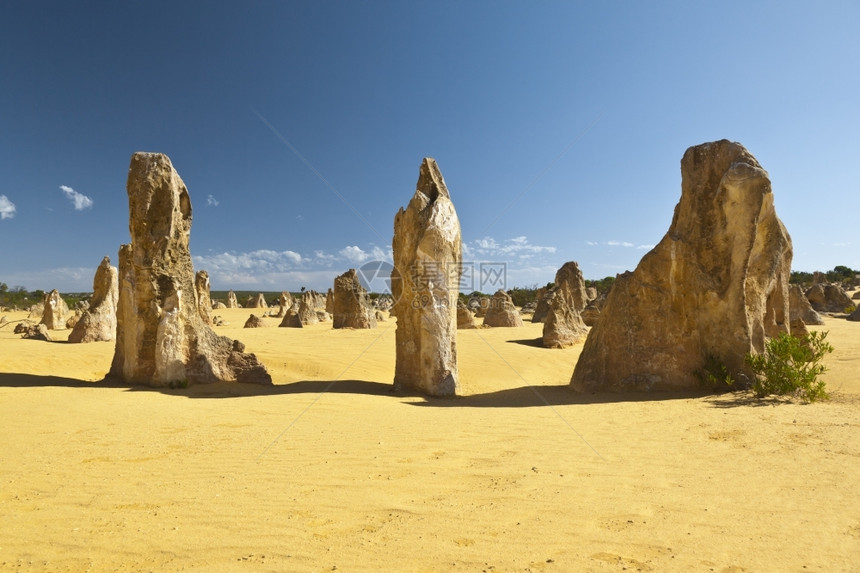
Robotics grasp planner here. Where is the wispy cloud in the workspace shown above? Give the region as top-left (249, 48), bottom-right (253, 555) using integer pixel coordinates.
top-left (588, 239), bottom-right (654, 251)
top-left (192, 244), bottom-right (393, 290)
top-left (0, 195), bottom-right (16, 219)
top-left (468, 235), bottom-right (556, 258)
top-left (59, 185), bottom-right (93, 210)
top-left (206, 194), bottom-right (219, 207)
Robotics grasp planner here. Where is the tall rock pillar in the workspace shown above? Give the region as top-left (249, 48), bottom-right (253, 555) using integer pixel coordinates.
top-left (392, 158), bottom-right (462, 396)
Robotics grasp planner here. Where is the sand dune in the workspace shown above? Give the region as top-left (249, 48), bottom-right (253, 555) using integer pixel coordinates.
top-left (1, 309), bottom-right (858, 571)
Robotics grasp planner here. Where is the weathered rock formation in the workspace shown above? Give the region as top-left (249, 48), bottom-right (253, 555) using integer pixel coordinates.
top-left (325, 288), bottom-right (334, 314)
top-left (278, 307), bottom-right (302, 328)
top-left (581, 303), bottom-right (601, 327)
top-left (276, 292), bottom-right (293, 317)
top-left (243, 314), bottom-right (266, 328)
top-left (804, 284), bottom-right (853, 313)
top-left (296, 291), bottom-right (319, 325)
top-left (572, 140), bottom-right (793, 392)
top-left (213, 301), bottom-right (226, 310)
top-left (789, 284), bottom-right (824, 330)
top-left (457, 300), bottom-right (476, 329)
top-left (848, 307), bottom-right (860, 322)
top-left (245, 293), bottom-right (267, 309)
top-left (392, 158), bottom-right (461, 396)
top-left (19, 323), bottom-right (51, 341)
top-left (226, 290), bottom-right (239, 308)
top-left (531, 286), bottom-right (552, 323)
top-left (109, 152), bottom-right (271, 386)
top-left (332, 269), bottom-right (377, 329)
top-left (542, 261), bottom-right (589, 348)
top-left (473, 296), bottom-right (490, 318)
top-left (194, 270), bottom-right (213, 325)
top-left (68, 256), bottom-right (119, 343)
top-left (483, 290), bottom-right (524, 327)
top-left (39, 290), bottom-right (68, 330)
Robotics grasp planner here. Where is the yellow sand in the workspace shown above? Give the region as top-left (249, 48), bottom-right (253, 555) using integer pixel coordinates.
top-left (1, 308), bottom-right (858, 572)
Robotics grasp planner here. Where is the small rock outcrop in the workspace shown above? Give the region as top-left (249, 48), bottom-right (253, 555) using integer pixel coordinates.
top-left (392, 158), bottom-right (462, 396)
top-left (39, 290), bottom-right (68, 330)
top-left (20, 323), bottom-right (51, 341)
top-left (243, 314), bottom-right (266, 328)
top-left (804, 284), bottom-right (853, 313)
top-left (276, 292), bottom-right (293, 318)
top-left (473, 296), bottom-right (490, 318)
top-left (483, 290), bottom-right (523, 328)
top-left (457, 301), bottom-right (476, 329)
top-left (788, 284), bottom-right (824, 330)
top-left (531, 286), bottom-right (553, 323)
top-left (572, 140), bottom-right (793, 392)
top-left (245, 293), bottom-right (267, 309)
top-left (69, 256), bottom-right (119, 343)
top-left (226, 290), bottom-right (239, 308)
top-left (194, 270), bottom-right (213, 325)
top-left (109, 152), bottom-right (271, 386)
top-left (542, 261), bottom-right (589, 348)
top-left (848, 307), bottom-right (860, 322)
top-left (278, 307), bottom-right (303, 328)
top-left (332, 269), bottom-right (377, 329)
top-left (296, 291), bottom-right (319, 325)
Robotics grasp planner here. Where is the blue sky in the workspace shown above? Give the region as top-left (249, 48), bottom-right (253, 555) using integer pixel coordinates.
top-left (1, 1), bottom-right (858, 293)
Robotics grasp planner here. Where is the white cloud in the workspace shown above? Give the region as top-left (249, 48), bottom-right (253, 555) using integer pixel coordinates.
top-left (192, 244), bottom-right (393, 291)
top-left (607, 240), bottom-right (635, 248)
top-left (0, 195), bottom-right (16, 219)
top-left (468, 235), bottom-right (556, 257)
top-left (636, 244), bottom-right (656, 250)
top-left (339, 245), bottom-right (370, 264)
top-left (206, 194), bottom-right (219, 207)
top-left (59, 185), bottom-right (93, 210)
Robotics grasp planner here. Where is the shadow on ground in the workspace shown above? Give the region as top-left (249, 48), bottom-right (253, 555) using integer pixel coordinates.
top-left (0, 372), bottom-right (739, 407)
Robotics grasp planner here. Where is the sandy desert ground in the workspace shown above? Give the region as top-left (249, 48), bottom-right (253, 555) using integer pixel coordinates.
top-left (0, 308), bottom-right (858, 572)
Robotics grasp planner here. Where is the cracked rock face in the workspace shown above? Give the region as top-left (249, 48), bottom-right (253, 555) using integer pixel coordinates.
top-left (109, 152), bottom-right (271, 386)
top-left (392, 158), bottom-right (462, 396)
top-left (572, 140), bottom-right (793, 392)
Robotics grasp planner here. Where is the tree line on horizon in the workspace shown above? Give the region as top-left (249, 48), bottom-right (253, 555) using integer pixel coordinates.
top-left (1, 265), bottom-right (857, 311)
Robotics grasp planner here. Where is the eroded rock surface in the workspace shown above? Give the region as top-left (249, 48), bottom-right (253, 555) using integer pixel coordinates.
top-left (332, 269), bottom-right (377, 329)
top-left (572, 140), bottom-right (793, 392)
top-left (392, 158), bottom-right (462, 396)
top-left (69, 256), bottom-right (119, 343)
top-left (483, 290), bottom-right (523, 328)
top-left (109, 152), bottom-right (271, 386)
top-left (542, 261), bottom-right (589, 348)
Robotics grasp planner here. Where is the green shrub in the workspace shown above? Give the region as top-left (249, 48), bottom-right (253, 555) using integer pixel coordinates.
top-left (745, 331), bottom-right (833, 402)
top-left (697, 354), bottom-right (735, 390)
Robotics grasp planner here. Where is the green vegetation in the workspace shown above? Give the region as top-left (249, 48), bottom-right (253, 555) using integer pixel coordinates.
top-left (790, 265), bottom-right (858, 288)
top-left (697, 354), bottom-right (735, 390)
top-left (584, 276), bottom-right (616, 297)
top-left (745, 331), bottom-right (833, 402)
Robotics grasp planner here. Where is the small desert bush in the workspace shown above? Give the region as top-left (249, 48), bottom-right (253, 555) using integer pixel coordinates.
top-left (745, 331), bottom-right (833, 402)
top-left (697, 354), bottom-right (736, 390)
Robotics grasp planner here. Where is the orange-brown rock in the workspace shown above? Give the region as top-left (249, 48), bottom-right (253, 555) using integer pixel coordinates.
top-left (572, 140), bottom-right (793, 392)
